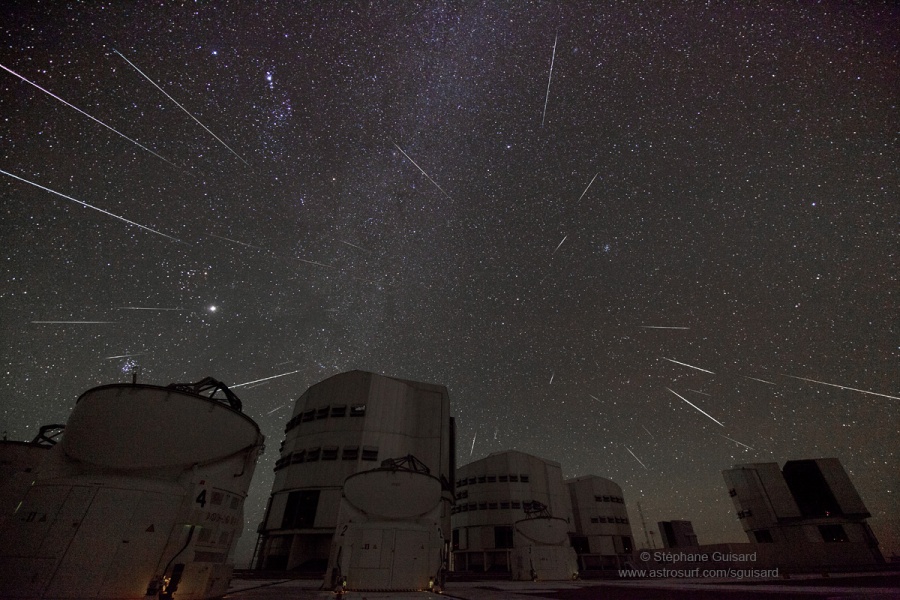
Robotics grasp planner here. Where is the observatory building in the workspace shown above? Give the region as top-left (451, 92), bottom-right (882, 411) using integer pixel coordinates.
top-left (0, 378), bottom-right (265, 599)
top-left (657, 520), bottom-right (699, 548)
top-left (451, 450), bottom-right (578, 580)
top-left (0, 426), bottom-right (58, 531)
top-left (255, 370), bottom-right (455, 575)
top-left (566, 475), bottom-right (635, 570)
top-left (723, 458), bottom-right (884, 567)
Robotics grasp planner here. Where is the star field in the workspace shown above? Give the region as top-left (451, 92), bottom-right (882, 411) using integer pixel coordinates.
top-left (1, 2), bottom-right (897, 563)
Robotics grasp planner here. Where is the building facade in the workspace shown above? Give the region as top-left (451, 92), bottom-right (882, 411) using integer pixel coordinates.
top-left (567, 475), bottom-right (634, 570)
top-left (658, 520), bottom-right (698, 548)
top-left (451, 450), bottom-right (576, 577)
top-left (722, 458), bottom-right (883, 567)
top-left (255, 371), bottom-right (454, 572)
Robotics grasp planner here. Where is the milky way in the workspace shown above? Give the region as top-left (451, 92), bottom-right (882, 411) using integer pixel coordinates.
top-left (1, 3), bottom-right (897, 563)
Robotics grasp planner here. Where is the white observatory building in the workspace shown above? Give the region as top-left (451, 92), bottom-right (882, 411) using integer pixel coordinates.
top-left (254, 370), bottom-right (455, 579)
top-left (451, 450), bottom-right (578, 580)
top-left (0, 378), bottom-right (265, 600)
top-left (566, 475), bottom-right (634, 570)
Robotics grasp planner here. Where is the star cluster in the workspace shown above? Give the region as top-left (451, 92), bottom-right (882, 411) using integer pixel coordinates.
top-left (1, 2), bottom-right (897, 562)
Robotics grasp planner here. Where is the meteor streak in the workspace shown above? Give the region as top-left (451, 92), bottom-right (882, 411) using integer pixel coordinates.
top-left (117, 306), bottom-right (185, 311)
top-left (0, 62), bottom-right (181, 169)
top-left (470, 431), bottom-right (477, 456)
top-left (662, 357), bottom-right (715, 375)
top-left (553, 235), bottom-right (568, 254)
top-left (113, 49), bottom-right (249, 166)
top-left (32, 321), bottom-right (116, 324)
top-left (230, 369), bottom-right (303, 389)
top-left (392, 142), bottom-right (452, 201)
top-left (624, 445), bottom-right (648, 470)
top-left (589, 394), bottom-right (601, 402)
top-left (744, 376), bottom-right (776, 385)
top-left (1, 169), bottom-right (184, 242)
top-left (718, 433), bottom-right (754, 451)
top-left (541, 31), bottom-right (558, 127)
top-left (783, 375), bottom-right (899, 401)
top-left (577, 172), bottom-right (599, 202)
top-left (338, 240), bottom-right (369, 252)
top-left (297, 257), bottom-right (336, 270)
top-left (104, 353), bottom-right (146, 360)
top-left (641, 326), bottom-right (690, 330)
top-left (549, 371), bottom-right (555, 384)
top-left (267, 404), bottom-right (288, 415)
top-left (207, 233), bottom-right (266, 250)
top-left (666, 387), bottom-right (725, 427)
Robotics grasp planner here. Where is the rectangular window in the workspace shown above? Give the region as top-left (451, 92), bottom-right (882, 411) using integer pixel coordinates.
top-left (477, 476), bottom-right (486, 483)
top-left (595, 495), bottom-right (603, 502)
top-left (819, 524), bottom-right (849, 543)
top-left (452, 528), bottom-right (460, 551)
top-left (467, 477), bottom-right (476, 485)
top-left (342, 446), bottom-right (359, 460)
top-left (211, 491), bottom-right (223, 505)
top-left (281, 490), bottom-right (321, 529)
top-left (291, 450), bottom-right (306, 464)
top-left (302, 409), bottom-right (315, 422)
top-left (467, 503), bottom-right (476, 511)
top-left (306, 447), bottom-right (321, 462)
top-left (754, 530), bottom-right (774, 543)
top-left (350, 404), bottom-right (366, 417)
top-left (729, 488), bottom-right (737, 497)
top-left (487, 475), bottom-right (497, 483)
top-left (361, 446), bottom-right (379, 461)
top-left (598, 517), bottom-right (607, 523)
top-left (316, 406), bottom-right (329, 419)
top-left (331, 405), bottom-right (347, 417)
top-left (590, 517), bottom-right (599, 523)
top-left (494, 526), bottom-right (514, 549)
top-left (488, 502), bottom-right (498, 510)
top-left (457, 479), bottom-right (465, 487)
top-left (500, 502), bottom-right (510, 509)
top-left (499, 475), bottom-right (509, 482)
top-left (602, 495), bottom-right (610, 502)
top-left (509, 475), bottom-right (519, 482)
top-left (322, 446), bottom-right (338, 460)
top-left (478, 502), bottom-right (488, 510)
top-left (230, 496), bottom-right (240, 510)
top-left (622, 536), bottom-right (633, 553)
top-left (511, 501), bottom-right (521, 509)
top-left (520, 474), bottom-right (529, 483)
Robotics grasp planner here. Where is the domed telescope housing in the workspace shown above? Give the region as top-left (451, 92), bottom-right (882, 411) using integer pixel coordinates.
top-left (326, 455), bottom-right (447, 592)
top-left (511, 502), bottom-right (578, 581)
top-left (0, 378), bottom-right (265, 599)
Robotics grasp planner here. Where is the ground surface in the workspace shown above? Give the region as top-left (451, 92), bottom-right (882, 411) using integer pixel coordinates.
top-left (223, 573), bottom-right (900, 599)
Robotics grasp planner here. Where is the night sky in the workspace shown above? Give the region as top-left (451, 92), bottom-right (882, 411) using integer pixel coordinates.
top-left (2, 2), bottom-right (897, 563)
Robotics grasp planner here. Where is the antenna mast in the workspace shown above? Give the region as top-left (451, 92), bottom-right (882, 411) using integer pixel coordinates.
top-left (637, 501), bottom-right (653, 549)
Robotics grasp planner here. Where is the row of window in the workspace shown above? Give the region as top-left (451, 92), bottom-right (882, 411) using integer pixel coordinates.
top-left (451, 500), bottom-right (545, 514)
top-left (456, 474), bottom-right (530, 487)
top-left (589, 516), bottom-right (629, 525)
top-left (594, 495), bottom-right (625, 504)
top-left (284, 404), bottom-right (367, 433)
top-left (737, 509), bottom-right (753, 519)
top-left (274, 445), bottom-right (379, 471)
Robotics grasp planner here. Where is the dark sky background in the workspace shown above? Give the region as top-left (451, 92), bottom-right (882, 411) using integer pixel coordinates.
top-left (2, 2), bottom-right (897, 564)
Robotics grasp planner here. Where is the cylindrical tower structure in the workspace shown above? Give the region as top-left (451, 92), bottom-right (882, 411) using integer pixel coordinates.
top-left (0, 379), bottom-right (264, 600)
top-left (256, 370), bottom-right (454, 574)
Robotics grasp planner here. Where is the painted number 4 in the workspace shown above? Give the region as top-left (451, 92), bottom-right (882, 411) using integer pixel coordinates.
top-left (195, 490), bottom-right (207, 508)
